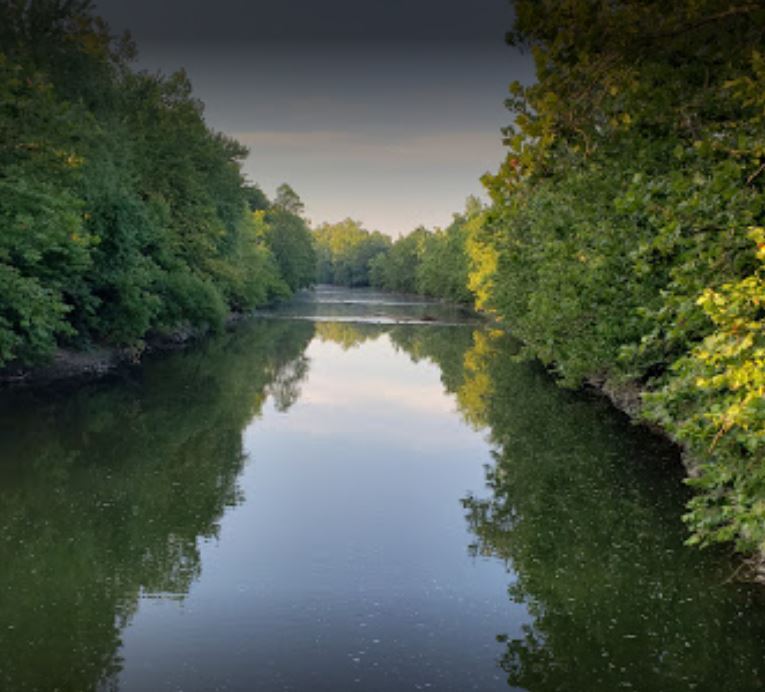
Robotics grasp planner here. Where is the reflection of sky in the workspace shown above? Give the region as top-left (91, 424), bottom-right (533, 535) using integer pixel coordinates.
top-left (263, 336), bottom-right (480, 448)
top-left (117, 328), bottom-right (528, 691)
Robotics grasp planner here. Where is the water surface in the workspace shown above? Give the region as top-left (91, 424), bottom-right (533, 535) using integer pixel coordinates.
top-left (1, 287), bottom-right (764, 691)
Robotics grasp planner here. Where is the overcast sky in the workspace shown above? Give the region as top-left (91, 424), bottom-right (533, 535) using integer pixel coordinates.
top-left (95, 0), bottom-right (534, 236)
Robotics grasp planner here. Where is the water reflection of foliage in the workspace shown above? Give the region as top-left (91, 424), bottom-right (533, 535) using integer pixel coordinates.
top-left (314, 321), bottom-right (386, 351)
top-left (0, 319), bottom-right (314, 692)
top-left (456, 331), bottom-right (765, 691)
top-left (265, 352), bottom-right (310, 412)
top-left (389, 325), bottom-right (477, 399)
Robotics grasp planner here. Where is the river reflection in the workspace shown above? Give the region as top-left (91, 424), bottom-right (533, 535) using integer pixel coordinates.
top-left (457, 331), bottom-right (765, 691)
top-left (0, 320), bottom-right (314, 691)
top-left (1, 290), bottom-right (764, 691)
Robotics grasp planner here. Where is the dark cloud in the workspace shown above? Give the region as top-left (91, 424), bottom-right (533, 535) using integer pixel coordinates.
top-left (94, 0), bottom-right (514, 45)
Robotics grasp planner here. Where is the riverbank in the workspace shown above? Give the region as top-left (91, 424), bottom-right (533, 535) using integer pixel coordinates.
top-left (0, 313), bottom-right (248, 388)
top-left (0, 287), bottom-right (478, 388)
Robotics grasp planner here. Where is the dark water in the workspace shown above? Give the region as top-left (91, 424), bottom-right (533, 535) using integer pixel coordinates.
top-left (1, 287), bottom-right (764, 691)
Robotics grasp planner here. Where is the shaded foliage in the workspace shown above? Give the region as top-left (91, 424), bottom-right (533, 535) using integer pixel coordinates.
top-left (0, 1), bottom-right (312, 366)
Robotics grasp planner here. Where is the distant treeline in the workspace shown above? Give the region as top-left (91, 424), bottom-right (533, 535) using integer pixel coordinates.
top-left (311, 201), bottom-right (477, 305)
top-left (0, 1), bottom-right (315, 367)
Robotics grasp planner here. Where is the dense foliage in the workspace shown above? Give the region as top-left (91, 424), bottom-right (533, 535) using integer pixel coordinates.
top-left (467, 1), bottom-right (765, 555)
top-left (368, 199), bottom-right (480, 303)
top-left (312, 204), bottom-right (477, 303)
top-left (261, 184), bottom-right (317, 292)
top-left (313, 218), bottom-right (390, 287)
top-left (0, 1), bottom-right (313, 367)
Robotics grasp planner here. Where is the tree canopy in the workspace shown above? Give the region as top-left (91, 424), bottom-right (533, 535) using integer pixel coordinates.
top-left (369, 200), bottom-right (481, 304)
top-left (0, 0), bottom-right (314, 367)
top-left (313, 218), bottom-right (390, 287)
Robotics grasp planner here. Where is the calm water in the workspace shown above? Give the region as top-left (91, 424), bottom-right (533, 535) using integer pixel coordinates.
top-left (1, 287), bottom-right (764, 691)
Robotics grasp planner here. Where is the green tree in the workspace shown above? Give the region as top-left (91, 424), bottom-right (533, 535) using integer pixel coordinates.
top-left (471, 0), bottom-right (765, 553)
top-left (416, 199), bottom-right (479, 304)
top-left (369, 227), bottom-right (429, 294)
top-left (0, 1), bottom-right (307, 367)
top-left (263, 187), bottom-right (316, 292)
top-left (273, 182), bottom-right (305, 215)
top-left (313, 218), bottom-right (391, 287)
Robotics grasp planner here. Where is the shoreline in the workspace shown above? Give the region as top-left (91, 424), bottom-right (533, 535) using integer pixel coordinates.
top-left (0, 313), bottom-right (248, 389)
top-left (470, 305), bottom-right (765, 584)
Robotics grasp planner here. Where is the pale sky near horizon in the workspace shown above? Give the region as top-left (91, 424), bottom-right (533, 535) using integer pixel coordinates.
top-left (95, 1), bottom-right (535, 236)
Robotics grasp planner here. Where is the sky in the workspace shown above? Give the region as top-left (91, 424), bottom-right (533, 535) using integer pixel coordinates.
top-left (94, 0), bottom-right (534, 236)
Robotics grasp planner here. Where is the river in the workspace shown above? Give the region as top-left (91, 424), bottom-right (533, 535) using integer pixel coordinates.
top-left (1, 287), bottom-right (764, 691)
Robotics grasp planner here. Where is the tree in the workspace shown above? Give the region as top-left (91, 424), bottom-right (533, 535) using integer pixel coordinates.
top-left (243, 184), bottom-right (270, 212)
top-left (313, 219), bottom-right (391, 287)
top-left (273, 183), bottom-right (305, 216)
top-left (263, 206), bottom-right (316, 292)
top-left (416, 199), bottom-right (480, 304)
top-left (0, 1), bottom-right (312, 366)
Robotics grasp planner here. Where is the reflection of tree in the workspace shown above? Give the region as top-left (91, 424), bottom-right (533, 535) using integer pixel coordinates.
top-left (266, 354), bottom-right (310, 411)
top-left (454, 329), bottom-right (511, 429)
top-left (0, 319), bottom-right (314, 692)
top-left (314, 321), bottom-right (386, 350)
top-left (389, 325), bottom-right (477, 399)
top-left (6, 319), bottom-right (764, 691)
top-left (458, 332), bottom-right (765, 691)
